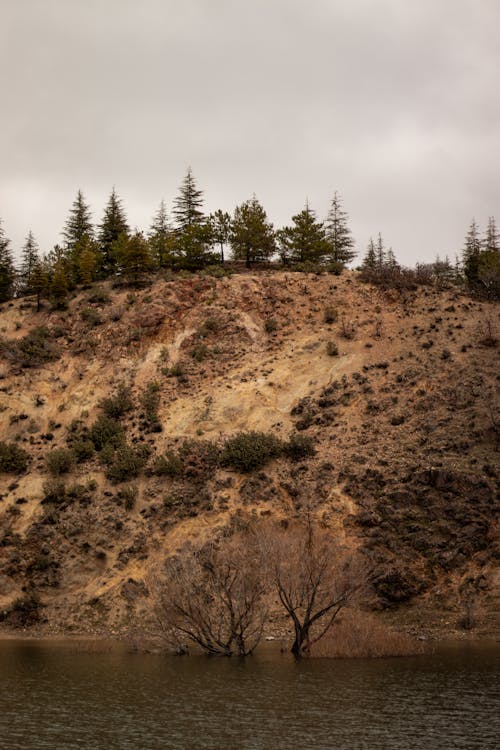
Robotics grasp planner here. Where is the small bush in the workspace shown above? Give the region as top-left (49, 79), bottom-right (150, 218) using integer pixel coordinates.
top-left (80, 308), bottom-right (103, 326)
top-left (340, 316), bottom-right (356, 340)
top-left (178, 439), bottom-right (221, 482)
top-left (326, 261), bottom-right (345, 276)
top-left (152, 450), bottom-right (183, 477)
top-left (45, 448), bottom-right (75, 475)
top-left (99, 384), bottom-right (134, 419)
top-left (326, 341), bottom-right (339, 356)
top-left (190, 343), bottom-right (209, 362)
top-left (71, 439), bottom-right (95, 463)
top-left (324, 307), bottom-right (338, 324)
top-left (0, 593), bottom-right (41, 627)
top-left (140, 381), bottom-right (161, 424)
top-left (167, 362), bottom-right (185, 378)
top-left (264, 318), bottom-right (278, 334)
top-left (0, 442), bottom-right (29, 473)
top-left (222, 431), bottom-right (284, 472)
top-left (87, 287), bottom-right (110, 304)
top-left (2, 326), bottom-right (60, 368)
top-left (41, 478), bottom-right (67, 505)
top-left (198, 318), bottom-right (219, 337)
top-left (284, 434), bottom-right (316, 462)
top-left (89, 415), bottom-right (125, 451)
top-left (118, 485), bottom-right (138, 510)
top-left (105, 444), bottom-right (149, 482)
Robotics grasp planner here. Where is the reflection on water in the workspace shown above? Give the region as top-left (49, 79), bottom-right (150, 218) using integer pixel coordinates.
top-left (0, 639), bottom-right (498, 750)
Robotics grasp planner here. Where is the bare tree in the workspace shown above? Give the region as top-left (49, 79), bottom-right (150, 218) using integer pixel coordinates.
top-left (152, 536), bottom-right (267, 656)
top-left (262, 520), bottom-right (368, 657)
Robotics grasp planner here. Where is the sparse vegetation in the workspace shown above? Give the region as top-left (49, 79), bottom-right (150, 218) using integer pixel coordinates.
top-left (0, 441), bottom-right (29, 473)
top-left (99, 384), bottom-right (134, 419)
top-left (222, 431), bottom-right (284, 472)
top-left (105, 444), bottom-right (150, 482)
top-left (45, 448), bottom-right (75, 475)
top-left (140, 381), bottom-right (161, 425)
top-left (89, 415), bottom-right (125, 451)
top-left (0, 326), bottom-right (60, 368)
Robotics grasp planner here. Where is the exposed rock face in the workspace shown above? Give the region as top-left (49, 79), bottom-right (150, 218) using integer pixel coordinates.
top-left (0, 270), bottom-right (498, 637)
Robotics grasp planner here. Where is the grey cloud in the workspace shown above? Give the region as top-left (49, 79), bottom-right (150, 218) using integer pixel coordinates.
top-left (1, 0), bottom-right (499, 263)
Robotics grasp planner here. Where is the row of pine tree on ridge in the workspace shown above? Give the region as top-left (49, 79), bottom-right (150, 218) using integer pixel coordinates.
top-left (0, 168), bottom-right (499, 304)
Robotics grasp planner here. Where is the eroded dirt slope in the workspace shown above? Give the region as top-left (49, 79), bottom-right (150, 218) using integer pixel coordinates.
top-left (0, 271), bottom-right (498, 638)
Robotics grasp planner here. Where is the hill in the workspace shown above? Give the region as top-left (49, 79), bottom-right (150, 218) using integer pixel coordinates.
top-left (0, 269), bottom-right (498, 641)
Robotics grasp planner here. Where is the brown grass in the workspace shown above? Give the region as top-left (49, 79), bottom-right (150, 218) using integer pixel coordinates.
top-left (309, 610), bottom-right (426, 658)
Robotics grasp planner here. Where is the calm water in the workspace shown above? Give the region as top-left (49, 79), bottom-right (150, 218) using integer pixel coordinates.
top-left (0, 640), bottom-right (498, 750)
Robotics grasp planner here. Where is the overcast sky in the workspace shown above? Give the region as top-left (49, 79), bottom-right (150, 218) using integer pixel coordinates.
top-left (1, 0), bottom-right (499, 265)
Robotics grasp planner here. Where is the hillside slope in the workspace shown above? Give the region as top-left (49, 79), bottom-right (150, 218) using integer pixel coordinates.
top-left (0, 270), bottom-right (498, 639)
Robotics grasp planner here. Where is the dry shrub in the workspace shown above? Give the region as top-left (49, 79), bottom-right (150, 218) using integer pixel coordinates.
top-left (310, 609), bottom-right (425, 658)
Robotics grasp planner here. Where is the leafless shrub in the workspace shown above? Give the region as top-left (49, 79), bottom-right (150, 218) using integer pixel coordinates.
top-left (310, 610), bottom-right (425, 658)
top-left (478, 316), bottom-right (498, 348)
top-left (152, 535), bottom-right (267, 656)
top-left (340, 314), bottom-right (356, 340)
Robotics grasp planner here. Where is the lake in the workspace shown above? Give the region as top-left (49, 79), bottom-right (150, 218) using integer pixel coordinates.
top-left (0, 639), bottom-right (498, 749)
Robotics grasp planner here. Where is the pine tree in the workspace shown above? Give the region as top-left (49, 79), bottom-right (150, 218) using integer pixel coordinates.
top-left (0, 219), bottom-right (15, 302)
top-left (386, 248), bottom-right (399, 271)
top-left (77, 237), bottom-right (99, 286)
top-left (277, 202), bottom-right (328, 264)
top-left (462, 219), bottom-right (482, 283)
top-left (50, 259), bottom-right (69, 309)
top-left (484, 216), bottom-right (499, 253)
top-left (208, 209), bottom-right (232, 263)
top-left (375, 233), bottom-right (385, 269)
top-left (172, 223), bottom-right (217, 270)
top-left (28, 258), bottom-right (49, 312)
top-left (230, 196), bottom-right (275, 268)
top-left (148, 200), bottom-right (174, 268)
top-left (324, 192), bottom-right (356, 266)
top-left (173, 168), bottom-right (204, 230)
top-left (98, 188), bottom-right (129, 275)
top-left (432, 255), bottom-right (454, 284)
top-left (116, 231), bottom-right (153, 285)
top-left (19, 230), bottom-right (40, 293)
top-left (361, 238), bottom-right (377, 270)
top-left (63, 190), bottom-right (94, 249)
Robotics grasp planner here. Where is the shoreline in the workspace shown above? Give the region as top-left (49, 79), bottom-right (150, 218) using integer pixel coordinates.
top-left (0, 628), bottom-right (498, 658)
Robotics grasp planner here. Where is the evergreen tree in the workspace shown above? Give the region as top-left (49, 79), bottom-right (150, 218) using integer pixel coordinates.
top-left (208, 209), bottom-right (232, 263)
top-left (375, 233), bottom-right (385, 269)
top-left (230, 196), bottom-right (275, 268)
top-left (148, 200), bottom-right (174, 268)
top-left (277, 202), bottom-right (328, 264)
top-left (361, 238), bottom-right (377, 270)
top-left (386, 247), bottom-right (399, 271)
top-left (98, 188), bottom-right (129, 275)
top-left (432, 255), bottom-right (454, 284)
top-left (28, 258), bottom-right (50, 312)
top-left (324, 192), bottom-right (356, 265)
top-left (173, 168), bottom-right (204, 230)
top-left (50, 259), bottom-right (69, 308)
top-left (476, 251), bottom-right (500, 299)
top-left (484, 216), bottom-right (499, 253)
top-left (116, 231), bottom-right (154, 285)
top-left (462, 219), bottom-right (482, 283)
top-left (172, 223), bottom-right (217, 270)
top-left (77, 236), bottom-right (99, 285)
top-left (46, 244), bottom-right (74, 289)
top-left (0, 219), bottom-right (15, 302)
top-left (19, 230), bottom-right (40, 293)
top-left (63, 190), bottom-right (94, 249)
